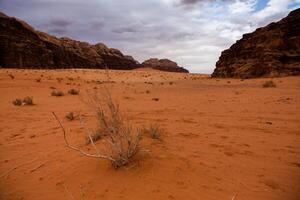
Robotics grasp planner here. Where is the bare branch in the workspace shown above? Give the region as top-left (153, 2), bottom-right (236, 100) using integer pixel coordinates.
top-left (52, 112), bottom-right (114, 161)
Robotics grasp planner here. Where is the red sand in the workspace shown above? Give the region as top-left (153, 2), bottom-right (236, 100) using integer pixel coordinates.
top-left (0, 69), bottom-right (299, 200)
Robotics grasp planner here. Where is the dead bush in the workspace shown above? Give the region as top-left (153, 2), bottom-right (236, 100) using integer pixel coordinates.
top-left (8, 74), bottom-right (14, 79)
top-left (65, 112), bottom-right (76, 121)
top-left (143, 123), bottom-right (161, 139)
top-left (262, 80), bottom-right (276, 88)
top-left (53, 91), bottom-right (142, 168)
top-left (23, 96), bottom-right (34, 105)
top-left (51, 90), bottom-right (64, 96)
top-left (12, 96), bottom-right (34, 106)
top-left (12, 98), bottom-right (22, 106)
top-left (68, 88), bottom-right (80, 95)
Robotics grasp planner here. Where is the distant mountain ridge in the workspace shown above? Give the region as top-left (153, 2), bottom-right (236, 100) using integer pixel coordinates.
top-left (139, 58), bottom-right (189, 73)
top-left (0, 12), bottom-right (190, 73)
top-left (0, 12), bottom-right (138, 69)
top-left (212, 8), bottom-right (300, 78)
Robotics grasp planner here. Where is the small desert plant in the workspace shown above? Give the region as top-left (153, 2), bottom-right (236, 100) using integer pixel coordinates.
top-left (85, 129), bottom-right (103, 144)
top-left (51, 90), bottom-right (64, 96)
top-left (262, 80), bottom-right (276, 88)
top-left (152, 98), bottom-right (159, 101)
top-left (8, 74), bottom-right (14, 79)
top-left (12, 96), bottom-right (34, 106)
top-left (143, 123), bottom-right (161, 139)
top-left (68, 88), bottom-right (79, 95)
top-left (56, 77), bottom-right (63, 82)
top-left (53, 91), bottom-right (142, 168)
top-left (36, 78), bottom-right (41, 82)
top-left (12, 98), bottom-right (22, 106)
top-left (23, 96), bottom-right (34, 105)
top-left (65, 112), bottom-right (75, 121)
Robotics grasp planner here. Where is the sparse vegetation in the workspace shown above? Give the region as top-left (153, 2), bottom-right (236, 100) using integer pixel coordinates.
top-left (143, 123), bottom-right (161, 139)
top-left (23, 96), bottom-right (34, 105)
top-left (68, 88), bottom-right (79, 95)
top-left (51, 90), bottom-right (64, 96)
top-left (8, 74), bottom-right (14, 79)
top-left (263, 80), bottom-right (276, 88)
top-left (85, 129), bottom-right (103, 145)
top-left (53, 92), bottom-right (142, 168)
top-left (12, 98), bottom-right (22, 106)
top-left (65, 112), bottom-right (75, 121)
top-left (152, 97), bottom-right (159, 101)
top-left (56, 77), bottom-right (63, 83)
top-left (12, 96), bottom-right (34, 106)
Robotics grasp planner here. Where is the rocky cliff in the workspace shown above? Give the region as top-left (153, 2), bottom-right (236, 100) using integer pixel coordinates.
top-left (212, 8), bottom-right (300, 78)
top-left (139, 58), bottom-right (189, 73)
top-left (0, 12), bottom-right (138, 69)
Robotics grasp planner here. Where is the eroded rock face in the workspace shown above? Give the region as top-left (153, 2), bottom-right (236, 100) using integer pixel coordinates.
top-left (0, 12), bottom-right (138, 69)
top-left (140, 58), bottom-right (189, 73)
top-left (212, 8), bottom-right (300, 78)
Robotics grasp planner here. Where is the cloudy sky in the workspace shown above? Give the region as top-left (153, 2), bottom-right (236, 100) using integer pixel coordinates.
top-left (0, 0), bottom-right (299, 73)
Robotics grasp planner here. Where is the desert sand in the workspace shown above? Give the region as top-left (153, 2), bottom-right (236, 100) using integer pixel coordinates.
top-left (0, 69), bottom-right (299, 200)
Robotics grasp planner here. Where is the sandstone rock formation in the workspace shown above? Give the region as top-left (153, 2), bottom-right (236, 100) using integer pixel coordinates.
top-left (139, 58), bottom-right (189, 73)
top-left (0, 12), bottom-right (138, 69)
top-left (212, 8), bottom-right (300, 78)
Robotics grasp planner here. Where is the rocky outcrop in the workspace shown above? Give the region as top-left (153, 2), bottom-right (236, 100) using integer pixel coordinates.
top-left (0, 12), bottom-right (138, 69)
top-left (139, 58), bottom-right (189, 73)
top-left (212, 8), bottom-right (300, 78)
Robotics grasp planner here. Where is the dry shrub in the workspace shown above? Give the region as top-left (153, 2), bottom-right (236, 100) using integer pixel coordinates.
top-left (51, 90), bottom-right (64, 96)
top-left (8, 74), bottom-right (14, 79)
top-left (12, 98), bottom-right (22, 106)
top-left (56, 77), bottom-right (63, 82)
top-left (53, 91), bottom-right (142, 168)
top-left (65, 112), bottom-right (75, 121)
top-left (263, 80), bottom-right (276, 88)
top-left (23, 96), bottom-right (34, 105)
top-left (68, 88), bottom-right (80, 95)
top-left (12, 96), bottom-right (34, 106)
top-left (143, 123), bottom-right (161, 139)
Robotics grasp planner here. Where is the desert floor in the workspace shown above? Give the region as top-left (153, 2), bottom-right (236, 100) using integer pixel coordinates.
top-left (0, 69), bottom-right (299, 200)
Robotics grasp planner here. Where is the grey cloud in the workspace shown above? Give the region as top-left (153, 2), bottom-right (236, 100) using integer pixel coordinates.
top-left (50, 19), bottom-right (72, 27)
top-left (48, 28), bottom-right (67, 35)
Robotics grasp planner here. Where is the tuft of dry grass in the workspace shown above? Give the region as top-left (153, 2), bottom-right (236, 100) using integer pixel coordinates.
top-left (143, 123), bottom-right (162, 139)
top-left (51, 90), bottom-right (64, 96)
top-left (8, 74), bottom-right (14, 79)
top-left (12, 96), bottom-right (34, 106)
top-left (262, 80), bottom-right (276, 88)
top-left (53, 91), bottom-right (142, 168)
top-left (65, 112), bottom-right (75, 121)
top-left (23, 96), bottom-right (34, 105)
top-left (12, 98), bottom-right (22, 106)
top-left (68, 88), bottom-right (80, 95)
